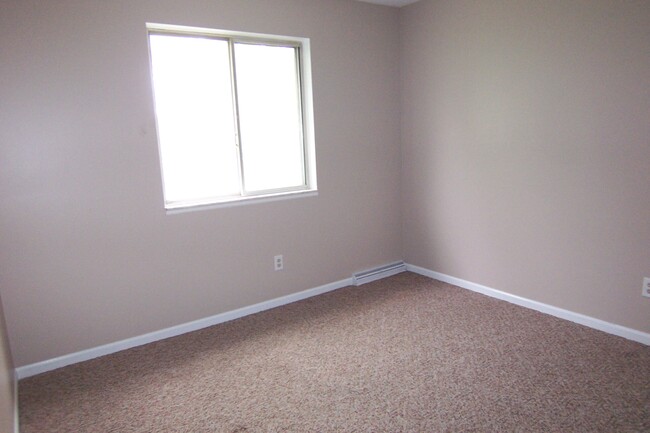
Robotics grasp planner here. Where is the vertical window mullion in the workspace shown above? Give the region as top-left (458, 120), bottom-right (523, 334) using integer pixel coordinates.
top-left (228, 38), bottom-right (247, 196)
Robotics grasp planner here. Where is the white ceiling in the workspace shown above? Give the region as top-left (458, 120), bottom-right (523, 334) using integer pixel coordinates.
top-left (356, 0), bottom-right (421, 7)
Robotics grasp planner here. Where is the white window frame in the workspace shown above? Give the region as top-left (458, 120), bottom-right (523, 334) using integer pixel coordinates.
top-left (146, 23), bottom-right (318, 213)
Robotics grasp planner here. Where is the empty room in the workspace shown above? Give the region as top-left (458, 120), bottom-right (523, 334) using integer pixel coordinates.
top-left (1, 0), bottom-right (649, 431)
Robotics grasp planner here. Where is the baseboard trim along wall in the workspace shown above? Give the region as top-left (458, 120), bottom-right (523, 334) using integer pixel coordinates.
top-left (16, 263), bottom-right (649, 379)
top-left (405, 263), bottom-right (650, 346)
top-left (16, 276), bottom-right (354, 379)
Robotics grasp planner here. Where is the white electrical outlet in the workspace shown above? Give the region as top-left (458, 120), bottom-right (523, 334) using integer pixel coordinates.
top-left (274, 255), bottom-right (283, 271)
top-left (643, 277), bottom-right (650, 298)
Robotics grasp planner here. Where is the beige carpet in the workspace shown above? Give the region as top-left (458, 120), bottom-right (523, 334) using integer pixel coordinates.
top-left (19, 272), bottom-right (650, 432)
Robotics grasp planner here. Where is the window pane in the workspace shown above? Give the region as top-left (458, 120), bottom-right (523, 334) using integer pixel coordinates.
top-left (149, 34), bottom-right (240, 203)
top-left (234, 43), bottom-right (305, 193)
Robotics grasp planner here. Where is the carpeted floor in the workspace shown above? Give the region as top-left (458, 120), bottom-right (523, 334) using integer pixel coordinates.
top-left (19, 272), bottom-right (650, 432)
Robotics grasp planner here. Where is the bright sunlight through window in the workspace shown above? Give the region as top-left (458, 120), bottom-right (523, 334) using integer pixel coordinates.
top-left (147, 24), bottom-right (316, 211)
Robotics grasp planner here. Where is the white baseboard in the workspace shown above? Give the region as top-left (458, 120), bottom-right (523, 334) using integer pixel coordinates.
top-left (353, 261), bottom-right (406, 286)
top-left (406, 263), bottom-right (650, 346)
top-left (17, 263), bottom-right (649, 379)
top-left (16, 276), bottom-right (354, 379)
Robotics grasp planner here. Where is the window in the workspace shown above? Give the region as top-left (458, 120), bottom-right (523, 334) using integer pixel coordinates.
top-left (147, 24), bottom-right (317, 211)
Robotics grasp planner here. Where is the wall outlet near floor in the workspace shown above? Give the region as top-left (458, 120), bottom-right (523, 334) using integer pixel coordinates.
top-left (643, 277), bottom-right (650, 298)
top-left (274, 255), bottom-right (283, 271)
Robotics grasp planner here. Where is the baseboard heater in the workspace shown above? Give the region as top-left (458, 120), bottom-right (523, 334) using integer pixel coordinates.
top-left (353, 261), bottom-right (406, 286)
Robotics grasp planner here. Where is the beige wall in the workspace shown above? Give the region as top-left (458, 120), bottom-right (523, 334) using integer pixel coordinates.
top-left (3, 0), bottom-right (649, 371)
top-left (0, 294), bottom-right (16, 433)
top-left (401, 0), bottom-right (650, 333)
top-left (0, 0), bottom-right (402, 367)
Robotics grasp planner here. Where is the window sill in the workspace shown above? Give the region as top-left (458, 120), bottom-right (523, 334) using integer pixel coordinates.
top-left (165, 189), bottom-right (318, 215)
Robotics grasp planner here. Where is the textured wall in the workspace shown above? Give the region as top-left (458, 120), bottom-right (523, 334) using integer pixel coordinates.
top-left (0, 0), bottom-right (402, 367)
top-left (401, 0), bottom-right (650, 333)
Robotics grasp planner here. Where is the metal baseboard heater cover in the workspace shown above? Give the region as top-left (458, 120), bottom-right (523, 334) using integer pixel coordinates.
top-left (353, 261), bottom-right (406, 286)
